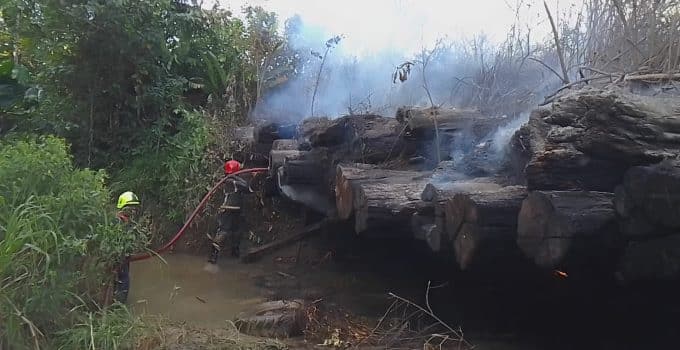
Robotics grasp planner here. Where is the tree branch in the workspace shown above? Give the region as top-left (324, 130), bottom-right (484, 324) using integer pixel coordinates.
top-left (543, 1), bottom-right (570, 84)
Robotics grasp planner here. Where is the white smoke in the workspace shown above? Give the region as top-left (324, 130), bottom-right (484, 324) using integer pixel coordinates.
top-left (205, 0), bottom-right (580, 122)
top-left (491, 112), bottom-right (531, 154)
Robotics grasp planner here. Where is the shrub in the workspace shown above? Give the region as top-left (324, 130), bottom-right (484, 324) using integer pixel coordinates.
top-left (0, 135), bottom-right (147, 349)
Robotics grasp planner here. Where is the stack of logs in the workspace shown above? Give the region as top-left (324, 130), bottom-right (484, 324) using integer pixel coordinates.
top-left (252, 87), bottom-right (680, 281)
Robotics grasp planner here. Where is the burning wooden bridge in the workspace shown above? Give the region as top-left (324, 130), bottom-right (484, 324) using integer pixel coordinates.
top-left (243, 87), bottom-right (680, 283)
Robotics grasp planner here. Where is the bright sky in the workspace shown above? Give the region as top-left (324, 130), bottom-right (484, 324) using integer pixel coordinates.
top-left (205, 0), bottom-right (584, 57)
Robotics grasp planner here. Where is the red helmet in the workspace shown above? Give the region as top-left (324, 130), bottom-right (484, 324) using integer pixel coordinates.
top-left (224, 160), bottom-right (241, 174)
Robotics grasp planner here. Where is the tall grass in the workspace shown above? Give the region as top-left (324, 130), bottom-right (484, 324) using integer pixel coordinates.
top-left (0, 135), bottom-right (148, 349)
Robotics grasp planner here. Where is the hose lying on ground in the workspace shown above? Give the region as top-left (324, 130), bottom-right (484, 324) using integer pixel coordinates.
top-left (128, 167), bottom-right (269, 262)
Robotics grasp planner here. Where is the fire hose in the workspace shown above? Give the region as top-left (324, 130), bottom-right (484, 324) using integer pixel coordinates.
top-left (128, 167), bottom-right (269, 262)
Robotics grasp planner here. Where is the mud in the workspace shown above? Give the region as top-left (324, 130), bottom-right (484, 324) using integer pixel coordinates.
top-left (129, 254), bottom-right (269, 328)
top-left (129, 230), bottom-right (680, 350)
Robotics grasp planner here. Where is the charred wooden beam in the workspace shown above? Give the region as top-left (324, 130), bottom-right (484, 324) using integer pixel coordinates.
top-left (513, 88), bottom-right (680, 191)
top-left (451, 186), bottom-right (528, 270)
top-left (334, 164), bottom-right (430, 235)
top-left (309, 114), bottom-right (405, 164)
top-left (396, 106), bottom-right (508, 139)
top-left (517, 191), bottom-right (619, 271)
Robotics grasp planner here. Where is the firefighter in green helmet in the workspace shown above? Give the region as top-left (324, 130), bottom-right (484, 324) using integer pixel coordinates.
top-left (113, 191), bottom-right (141, 303)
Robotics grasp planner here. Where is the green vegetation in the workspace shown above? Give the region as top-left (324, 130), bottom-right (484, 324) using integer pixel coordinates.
top-left (0, 136), bottom-right (147, 348)
top-left (2, 0), bottom-right (676, 347)
top-left (0, 0), bottom-right (291, 347)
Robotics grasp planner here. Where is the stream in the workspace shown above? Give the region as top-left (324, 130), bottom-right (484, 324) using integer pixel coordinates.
top-left (128, 253), bottom-right (269, 328)
top-left (128, 236), bottom-right (680, 349)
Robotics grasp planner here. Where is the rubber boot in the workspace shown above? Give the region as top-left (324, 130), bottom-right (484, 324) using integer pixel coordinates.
top-left (208, 247), bottom-right (219, 264)
top-left (113, 260), bottom-right (130, 303)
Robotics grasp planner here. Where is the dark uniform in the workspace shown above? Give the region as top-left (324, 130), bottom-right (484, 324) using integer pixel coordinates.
top-left (209, 177), bottom-right (250, 263)
top-left (113, 211), bottom-right (133, 303)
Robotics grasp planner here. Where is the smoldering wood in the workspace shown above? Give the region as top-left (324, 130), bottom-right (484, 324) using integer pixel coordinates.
top-left (420, 161), bottom-right (469, 202)
top-left (308, 114), bottom-right (405, 164)
top-left (254, 122), bottom-right (298, 144)
top-left (450, 186), bottom-right (528, 270)
top-left (516, 191), bottom-right (619, 271)
top-left (512, 88), bottom-right (680, 191)
top-left (396, 107), bottom-right (511, 168)
top-left (395, 106), bottom-right (508, 140)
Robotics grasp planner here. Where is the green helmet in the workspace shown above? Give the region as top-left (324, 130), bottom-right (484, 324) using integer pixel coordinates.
top-left (117, 191), bottom-right (140, 209)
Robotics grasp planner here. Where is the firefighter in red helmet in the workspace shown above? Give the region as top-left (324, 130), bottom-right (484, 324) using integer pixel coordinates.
top-left (208, 160), bottom-right (252, 263)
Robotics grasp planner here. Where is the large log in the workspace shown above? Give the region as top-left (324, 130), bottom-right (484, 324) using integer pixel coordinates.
top-left (354, 179), bottom-right (429, 235)
top-left (616, 234), bottom-right (680, 283)
top-left (516, 191), bottom-right (619, 271)
top-left (451, 186), bottom-right (528, 270)
top-left (440, 180), bottom-right (504, 242)
top-left (513, 88), bottom-right (680, 191)
top-left (396, 106), bottom-right (508, 139)
top-left (254, 122), bottom-right (298, 144)
top-left (281, 159), bottom-right (324, 185)
top-left (396, 107), bottom-right (510, 168)
top-left (614, 160), bottom-right (680, 238)
top-left (334, 164), bottom-right (430, 235)
top-left (309, 114), bottom-right (405, 164)
top-left (335, 164), bottom-right (377, 220)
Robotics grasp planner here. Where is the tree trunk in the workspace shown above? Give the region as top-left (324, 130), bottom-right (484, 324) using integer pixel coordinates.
top-left (517, 191), bottom-right (620, 271)
top-left (396, 106), bottom-right (508, 139)
top-left (335, 164), bottom-right (430, 235)
top-left (335, 164), bottom-right (380, 220)
top-left (514, 89), bottom-right (680, 191)
top-left (439, 180), bottom-right (504, 242)
top-left (354, 180), bottom-right (429, 235)
top-left (450, 186), bottom-right (528, 270)
top-left (309, 114), bottom-right (405, 164)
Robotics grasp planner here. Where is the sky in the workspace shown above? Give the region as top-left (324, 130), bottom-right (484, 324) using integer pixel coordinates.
top-left (204, 0), bottom-right (585, 57)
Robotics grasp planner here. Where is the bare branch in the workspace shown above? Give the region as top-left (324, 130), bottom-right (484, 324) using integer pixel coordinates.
top-left (528, 57), bottom-right (566, 81)
top-left (543, 1), bottom-right (570, 84)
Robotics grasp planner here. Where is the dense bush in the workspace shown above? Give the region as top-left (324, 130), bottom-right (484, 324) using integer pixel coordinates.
top-left (0, 136), bottom-right (148, 348)
top-left (111, 109), bottom-right (216, 223)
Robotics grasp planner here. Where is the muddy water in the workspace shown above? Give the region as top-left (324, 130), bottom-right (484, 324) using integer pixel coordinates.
top-left (128, 254), bottom-right (269, 327)
top-left (128, 238), bottom-right (680, 350)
